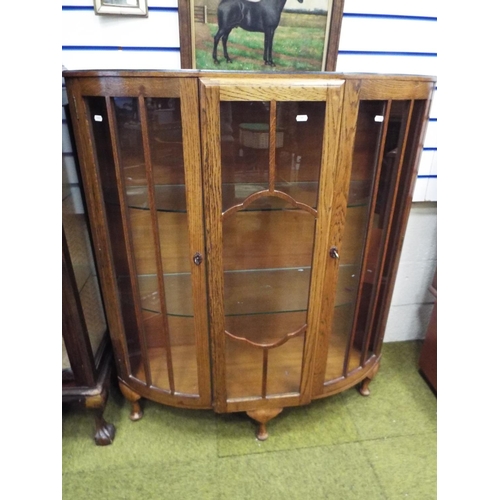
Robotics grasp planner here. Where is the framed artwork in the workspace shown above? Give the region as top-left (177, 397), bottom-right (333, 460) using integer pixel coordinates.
top-left (93, 0), bottom-right (148, 17)
top-left (178, 0), bottom-right (344, 71)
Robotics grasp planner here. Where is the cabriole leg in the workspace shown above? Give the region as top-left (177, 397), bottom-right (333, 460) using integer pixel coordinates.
top-left (358, 362), bottom-right (380, 396)
top-left (119, 380), bottom-right (143, 421)
top-left (85, 392), bottom-right (116, 446)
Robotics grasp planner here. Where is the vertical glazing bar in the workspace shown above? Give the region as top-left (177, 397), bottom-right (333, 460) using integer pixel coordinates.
top-left (343, 100), bottom-right (392, 377)
top-left (359, 100), bottom-right (415, 365)
top-left (105, 96), bottom-right (146, 381)
top-left (138, 96), bottom-right (175, 391)
top-left (262, 349), bottom-right (269, 399)
top-left (268, 100), bottom-right (277, 192)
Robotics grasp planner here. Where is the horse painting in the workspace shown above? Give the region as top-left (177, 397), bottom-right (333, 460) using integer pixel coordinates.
top-left (212, 0), bottom-right (304, 67)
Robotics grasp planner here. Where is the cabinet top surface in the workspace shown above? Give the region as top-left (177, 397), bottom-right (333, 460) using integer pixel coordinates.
top-left (62, 69), bottom-right (436, 83)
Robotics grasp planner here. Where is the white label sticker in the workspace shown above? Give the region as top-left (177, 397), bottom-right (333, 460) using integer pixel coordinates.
top-left (296, 115), bottom-right (308, 122)
top-left (94, 115), bottom-right (103, 122)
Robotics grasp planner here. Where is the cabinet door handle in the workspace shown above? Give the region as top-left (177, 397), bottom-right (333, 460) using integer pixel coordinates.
top-left (329, 246), bottom-right (339, 259)
top-left (193, 252), bottom-right (203, 266)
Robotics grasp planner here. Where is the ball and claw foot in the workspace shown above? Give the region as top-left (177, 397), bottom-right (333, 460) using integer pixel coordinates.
top-left (94, 421), bottom-right (116, 446)
top-left (94, 411), bottom-right (116, 446)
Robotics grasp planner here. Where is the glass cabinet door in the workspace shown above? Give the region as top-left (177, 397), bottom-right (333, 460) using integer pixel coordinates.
top-left (200, 78), bottom-right (346, 410)
top-left (316, 89), bottom-right (431, 394)
top-left (69, 77), bottom-right (211, 407)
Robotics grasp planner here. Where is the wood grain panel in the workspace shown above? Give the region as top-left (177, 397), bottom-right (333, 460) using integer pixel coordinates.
top-left (180, 78), bottom-right (212, 404)
top-left (77, 77), bottom-right (181, 97)
top-left (200, 79), bottom-right (227, 410)
top-left (360, 79), bottom-right (433, 100)
top-left (200, 77), bottom-right (339, 102)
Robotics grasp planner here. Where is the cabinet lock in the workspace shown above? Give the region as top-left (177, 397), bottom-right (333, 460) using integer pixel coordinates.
top-left (193, 252), bottom-right (203, 266)
top-left (329, 246), bottom-right (340, 259)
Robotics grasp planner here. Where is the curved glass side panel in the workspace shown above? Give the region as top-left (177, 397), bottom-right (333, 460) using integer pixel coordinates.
top-left (85, 95), bottom-right (199, 396)
top-left (325, 100), bottom-right (386, 381)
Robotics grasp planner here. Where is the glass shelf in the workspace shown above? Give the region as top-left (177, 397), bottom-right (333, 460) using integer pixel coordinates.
top-left (125, 264), bottom-right (360, 318)
top-left (125, 184), bottom-right (187, 212)
top-left (121, 273), bottom-right (194, 318)
top-left (224, 265), bottom-right (359, 316)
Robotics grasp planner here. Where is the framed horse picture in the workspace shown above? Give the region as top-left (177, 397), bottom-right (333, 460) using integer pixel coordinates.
top-left (178, 0), bottom-right (344, 71)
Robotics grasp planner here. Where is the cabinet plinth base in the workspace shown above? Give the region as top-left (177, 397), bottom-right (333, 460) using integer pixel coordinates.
top-left (119, 380), bottom-right (144, 421)
top-left (247, 408), bottom-right (283, 441)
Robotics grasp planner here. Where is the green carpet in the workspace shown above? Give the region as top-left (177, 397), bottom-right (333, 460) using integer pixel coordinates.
top-left (62, 341), bottom-right (437, 499)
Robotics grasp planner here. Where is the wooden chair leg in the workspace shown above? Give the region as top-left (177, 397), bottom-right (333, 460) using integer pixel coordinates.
top-left (119, 380), bottom-right (143, 421)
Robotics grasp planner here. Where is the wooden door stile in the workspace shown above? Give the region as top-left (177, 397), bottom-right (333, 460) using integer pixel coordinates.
top-left (199, 79), bottom-right (227, 410)
top-left (179, 78), bottom-right (212, 404)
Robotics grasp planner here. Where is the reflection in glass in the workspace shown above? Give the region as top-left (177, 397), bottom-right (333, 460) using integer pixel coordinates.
top-left (276, 101), bottom-right (325, 207)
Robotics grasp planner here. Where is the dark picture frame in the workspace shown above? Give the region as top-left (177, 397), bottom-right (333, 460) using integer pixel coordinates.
top-left (178, 0), bottom-right (344, 71)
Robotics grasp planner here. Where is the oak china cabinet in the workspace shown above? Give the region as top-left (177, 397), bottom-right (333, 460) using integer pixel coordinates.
top-left (62, 98), bottom-right (116, 445)
top-left (64, 70), bottom-right (434, 439)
